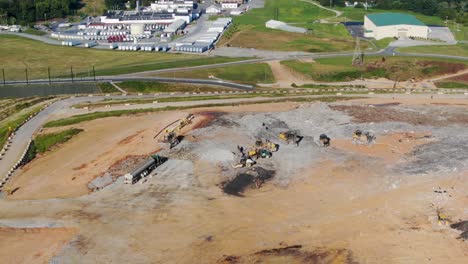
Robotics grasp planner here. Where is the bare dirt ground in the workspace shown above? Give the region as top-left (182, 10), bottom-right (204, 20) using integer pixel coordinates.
top-left (0, 96), bottom-right (467, 263)
top-left (0, 227), bottom-right (77, 264)
top-left (261, 60), bottom-right (314, 87)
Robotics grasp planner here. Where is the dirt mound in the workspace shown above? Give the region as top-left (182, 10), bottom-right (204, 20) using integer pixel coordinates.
top-left (106, 154), bottom-right (150, 179)
top-left (451, 221), bottom-right (468, 232)
top-left (449, 73), bottom-right (468, 82)
top-left (330, 105), bottom-right (468, 126)
top-left (219, 245), bottom-right (358, 264)
top-left (221, 167), bottom-right (275, 196)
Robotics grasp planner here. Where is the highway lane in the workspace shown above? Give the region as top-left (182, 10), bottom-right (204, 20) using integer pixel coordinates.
top-left (3, 76), bottom-right (254, 91)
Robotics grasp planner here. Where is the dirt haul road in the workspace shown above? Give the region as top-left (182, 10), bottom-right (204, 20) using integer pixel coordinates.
top-left (0, 96), bottom-right (467, 264)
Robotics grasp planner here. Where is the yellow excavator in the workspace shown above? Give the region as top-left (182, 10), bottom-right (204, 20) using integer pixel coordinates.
top-left (154, 114), bottom-right (195, 149)
top-left (279, 131), bottom-right (302, 146)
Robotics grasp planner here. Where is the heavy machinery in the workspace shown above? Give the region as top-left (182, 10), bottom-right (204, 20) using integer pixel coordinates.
top-left (254, 138), bottom-right (279, 152)
top-left (247, 148), bottom-right (272, 159)
top-left (319, 134), bottom-right (331, 147)
top-left (124, 155), bottom-right (167, 184)
top-left (232, 145), bottom-right (256, 168)
top-left (352, 129), bottom-right (376, 144)
top-left (154, 114), bottom-right (195, 149)
top-left (279, 131), bottom-right (302, 146)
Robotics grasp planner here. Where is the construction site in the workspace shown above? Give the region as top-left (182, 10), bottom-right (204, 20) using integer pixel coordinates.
top-left (0, 94), bottom-right (468, 263)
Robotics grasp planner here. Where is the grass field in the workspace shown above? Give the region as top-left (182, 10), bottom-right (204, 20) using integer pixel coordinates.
top-left (22, 28), bottom-right (47, 36)
top-left (398, 44), bottom-right (468, 57)
top-left (0, 35), bottom-right (244, 80)
top-left (331, 7), bottom-right (445, 25)
top-left (435, 81), bottom-right (468, 88)
top-left (448, 24), bottom-right (468, 41)
top-left (281, 56), bottom-right (468, 82)
top-left (115, 81), bottom-right (232, 93)
top-left (73, 93), bottom-right (292, 108)
top-left (157, 63), bottom-right (275, 84)
top-left (34, 128), bottom-right (83, 153)
top-left (219, 0), bottom-right (367, 52)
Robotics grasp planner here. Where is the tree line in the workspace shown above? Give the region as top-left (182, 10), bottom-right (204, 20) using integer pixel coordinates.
top-left (319, 0), bottom-right (468, 25)
top-left (0, 0), bottom-right (82, 25)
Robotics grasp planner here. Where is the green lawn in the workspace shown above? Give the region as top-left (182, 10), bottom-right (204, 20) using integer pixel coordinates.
top-left (0, 105), bottom-right (44, 148)
top-left (0, 35), bottom-right (244, 80)
top-left (372, 38), bottom-right (395, 49)
top-left (157, 63), bottom-right (275, 84)
top-left (281, 56), bottom-right (468, 82)
top-left (235, 0), bottom-right (334, 26)
top-left (332, 7), bottom-right (445, 25)
top-left (435, 81), bottom-right (468, 89)
top-left (22, 28), bottom-right (47, 36)
top-left (398, 44), bottom-right (468, 57)
top-left (219, 0), bottom-right (365, 52)
top-left (448, 24), bottom-right (468, 41)
top-left (34, 128), bottom-right (83, 153)
top-left (115, 81), bottom-right (232, 94)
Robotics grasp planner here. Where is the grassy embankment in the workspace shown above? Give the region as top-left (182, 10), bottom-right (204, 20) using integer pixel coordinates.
top-left (330, 7), bottom-right (445, 25)
top-left (398, 44), bottom-right (468, 57)
top-left (73, 92), bottom-right (299, 108)
top-left (113, 81), bottom-right (234, 94)
top-left (34, 128), bottom-right (83, 153)
top-left (22, 28), bottom-right (47, 36)
top-left (435, 81), bottom-right (468, 88)
top-left (0, 105), bottom-right (44, 148)
top-left (0, 35), bottom-right (245, 80)
top-left (156, 63), bottom-right (275, 84)
top-left (281, 57), bottom-right (468, 82)
top-left (219, 0), bottom-right (366, 52)
top-left (44, 96), bottom-right (360, 127)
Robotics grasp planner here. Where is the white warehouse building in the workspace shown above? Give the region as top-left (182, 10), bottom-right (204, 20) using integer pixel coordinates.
top-left (364, 13), bottom-right (429, 40)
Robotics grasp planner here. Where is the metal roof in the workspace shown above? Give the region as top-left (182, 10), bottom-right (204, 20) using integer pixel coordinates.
top-left (366, 13), bottom-right (426, 27)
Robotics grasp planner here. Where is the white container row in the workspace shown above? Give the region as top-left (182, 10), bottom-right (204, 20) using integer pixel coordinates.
top-left (85, 42), bottom-right (98, 48)
top-left (61, 40), bottom-right (80, 46)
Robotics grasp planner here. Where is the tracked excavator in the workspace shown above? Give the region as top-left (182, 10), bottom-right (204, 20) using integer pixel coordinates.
top-left (278, 131), bottom-right (302, 146)
top-left (154, 114), bottom-right (195, 149)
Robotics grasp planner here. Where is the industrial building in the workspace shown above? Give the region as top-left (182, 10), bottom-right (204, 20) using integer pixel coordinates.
top-left (206, 5), bottom-right (222, 14)
top-left (265, 20), bottom-right (307, 34)
top-left (364, 13), bottom-right (429, 40)
top-left (174, 17), bottom-right (232, 53)
top-left (216, 0), bottom-right (245, 9)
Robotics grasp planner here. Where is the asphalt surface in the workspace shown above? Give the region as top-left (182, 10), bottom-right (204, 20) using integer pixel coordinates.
top-left (3, 76), bottom-right (254, 90)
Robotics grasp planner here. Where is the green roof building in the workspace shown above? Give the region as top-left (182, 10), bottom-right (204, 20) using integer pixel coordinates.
top-left (364, 13), bottom-right (429, 40)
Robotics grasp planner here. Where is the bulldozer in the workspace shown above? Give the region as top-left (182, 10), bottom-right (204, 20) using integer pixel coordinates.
top-left (279, 131), bottom-right (302, 146)
top-left (247, 148), bottom-right (272, 159)
top-left (154, 114), bottom-right (195, 149)
top-left (352, 129), bottom-right (376, 144)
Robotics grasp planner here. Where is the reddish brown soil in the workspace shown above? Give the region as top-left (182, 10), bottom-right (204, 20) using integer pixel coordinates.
top-left (447, 73), bottom-right (468, 83)
top-left (330, 105), bottom-right (468, 126)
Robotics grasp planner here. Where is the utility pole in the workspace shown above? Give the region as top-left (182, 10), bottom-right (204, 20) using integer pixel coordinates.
top-left (2, 68), bottom-right (5, 86)
top-left (48, 67), bottom-right (51, 85)
top-left (330, 0), bottom-right (332, 8)
top-left (93, 66), bottom-right (96, 82)
top-left (352, 38), bottom-right (363, 65)
top-left (70, 66), bottom-right (74, 83)
top-left (25, 68), bottom-right (29, 85)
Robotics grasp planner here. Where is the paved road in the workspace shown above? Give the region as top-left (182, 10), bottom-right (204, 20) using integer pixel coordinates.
top-left (3, 76), bottom-right (254, 90)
